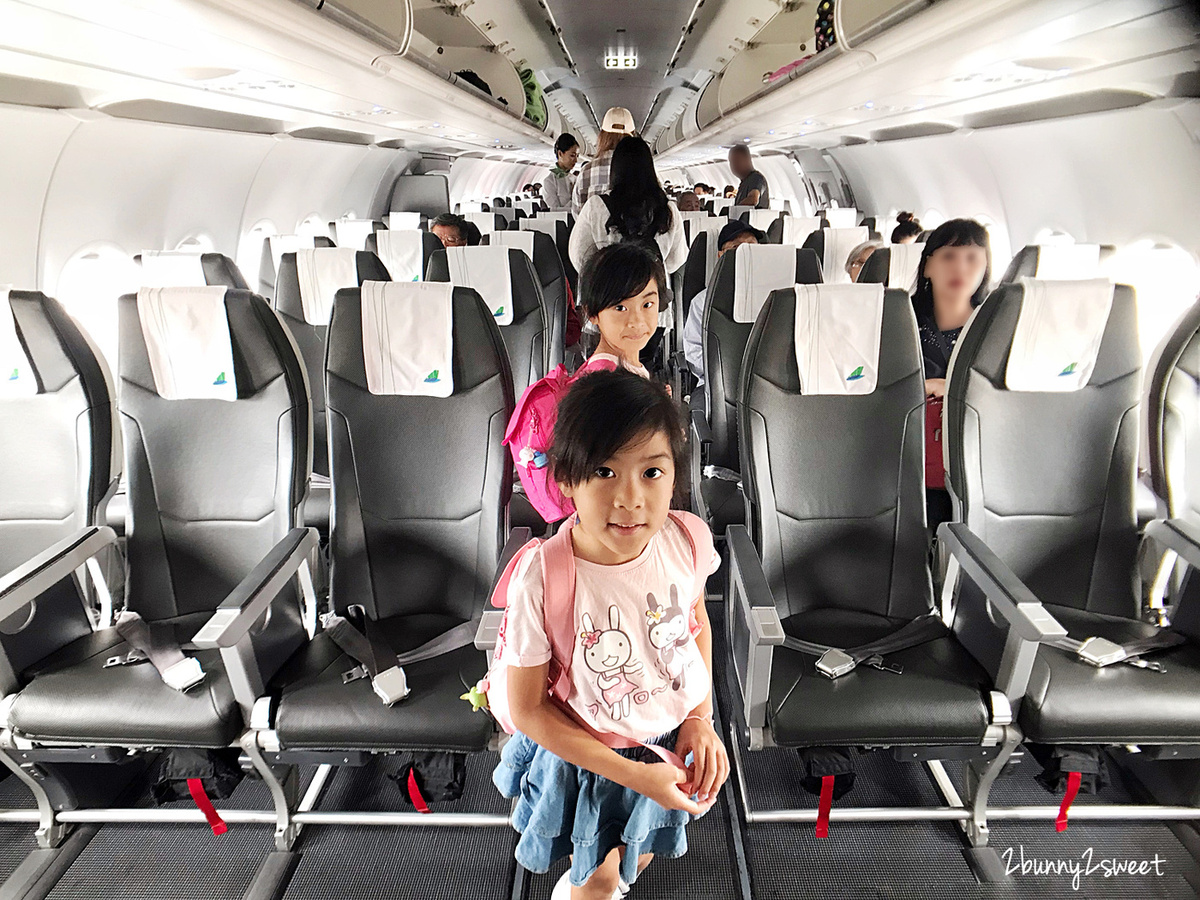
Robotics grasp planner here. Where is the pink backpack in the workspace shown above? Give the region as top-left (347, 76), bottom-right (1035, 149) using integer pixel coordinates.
top-left (502, 356), bottom-right (620, 523)
top-left (475, 511), bottom-right (711, 767)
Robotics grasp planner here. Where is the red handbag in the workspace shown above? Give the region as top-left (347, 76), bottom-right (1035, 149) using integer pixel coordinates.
top-left (925, 396), bottom-right (945, 490)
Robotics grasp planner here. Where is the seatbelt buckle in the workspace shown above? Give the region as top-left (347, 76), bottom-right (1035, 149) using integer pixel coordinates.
top-left (342, 664), bottom-right (370, 684)
top-left (372, 666), bottom-right (410, 706)
top-left (1076, 636), bottom-right (1127, 667)
top-left (162, 657), bottom-right (206, 692)
top-left (861, 654), bottom-right (904, 675)
top-left (104, 649), bottom-right (148, 669)
top-left (815, 649), bottom-right (856, 679)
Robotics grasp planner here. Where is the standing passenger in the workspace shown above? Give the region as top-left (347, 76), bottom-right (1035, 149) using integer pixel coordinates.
top-left (729, 145), bottom-right (770, 209)
top-left (572, 107), bottom-right (636, 215)
top-left (891, 212), bottom-right (923, 244)
top-left (543, 134), bottom-right (580, 211)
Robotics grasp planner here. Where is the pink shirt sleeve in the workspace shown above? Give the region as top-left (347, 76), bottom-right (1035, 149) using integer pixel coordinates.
top-left (497, 548), bottom-right (553, 668)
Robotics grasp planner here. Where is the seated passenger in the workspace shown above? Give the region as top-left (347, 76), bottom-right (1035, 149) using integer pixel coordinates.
top-left (682, 221), bottom-right (766, 385)
top-left (543, 133), bottom-right (580, 211)
top-left (576, 241), bottom-right (667, 379)
top-left (846, 240), bottom-right (885, 282)
top-left (678, 191), bottom-right (701, 212)
top-left (694, 183), bottom-right (711, 197)
top-left (913, 218), bottom-right (991, 530)
top-left (569, 136), bottom-right (687, 276)
top-left (723, 185), bottom-right (736, 199)
top-left (891, 211), bottom-right (923, 244)
top-left (430, 213), bottom-right (472, 248)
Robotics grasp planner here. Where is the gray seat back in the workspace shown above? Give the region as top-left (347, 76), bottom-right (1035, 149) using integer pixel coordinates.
top-left (740, 287), bottom-right (932, 618)
top-left (858, 248), bottom-right (892, 286)
top-left (118, 288), bottom-right (310, 653)
top-left (325, 285), bottom-right (513, 621)
top-left (1147, 299), bottom-right (1200, 520)
top-left (704, 248), bottom-right (823, 471)
top-left (274, 250), bottom-right (390, 477)
top-left (945, 282), bottom-right (1141, 619)
top-left (199, 253), bottom-right (249, 289)
top-left (426, 247), bottom-right (549, 397)
top-left (999, 244), bottom-right (1117, 283)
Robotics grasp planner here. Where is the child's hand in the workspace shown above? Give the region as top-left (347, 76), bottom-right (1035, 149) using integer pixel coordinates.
top-left (633, 762), bottom-right (704, 815)
top-left (675, 717), bottom-right (729, 808)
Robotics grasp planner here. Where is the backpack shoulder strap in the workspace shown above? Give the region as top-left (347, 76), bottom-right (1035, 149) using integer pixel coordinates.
top-left (489, 537), bottom-right (542, 609)
top-left (668, 510), bottom-right (713, 601)
top-left (539, 520), bottom-right (577, 700)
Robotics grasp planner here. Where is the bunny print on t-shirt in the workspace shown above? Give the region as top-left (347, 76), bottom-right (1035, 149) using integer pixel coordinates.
top-left (580, 606), bottom-right (646, 721)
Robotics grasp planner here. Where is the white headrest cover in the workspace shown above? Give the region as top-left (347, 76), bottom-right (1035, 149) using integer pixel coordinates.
top-left (295, 248), bottom-right (359, 326)
top-left (447, 246), bottom-right (513, 325)
top-left (519, 218), bottom-right (559, 237)
top-left (1006, 278), bottom-right (1114, 392)
top-left (1034, 244), bottom-right (1102, 280)
top-left (387, 212), bottom-right (421, 231)
top-left (715, 201), bottom-right (732, 215)
top-left (793, 283), bottom-right (885, 395)
top-left (823, 227), bottom-right (870, 285)
top-left (466, 212), bottom-right (497, 237)
top-left (515, 200), bottom-right (537, 215)
top-left (334, 219), bottom-right (377, 252)
top-left (824, 208), bottom-right (859, 229)
top-left (269, 234), bottom-right (315, 275)
top-left (888, 243), bottom-right (925, 292)
top-left (491, 230), bottom-right (535, 261)
top-left (376, 230), bottom-right (424, 283)
top-left (140, 251), bottom-right (206, 288)
top-left (782, 216), bottom-right (821, 249)
top-left (698, 218), bottom-right (731, 286)
top-left (733, 244), bottom-right (798, 324)
top-left (747, 209), bottom-right (780, 230)
top-left (360, 281), bottom-right (454, 397)
top-left (0, 287), bottom-right (36, 397)
top-left (136, 286), bottom-right (237, 400)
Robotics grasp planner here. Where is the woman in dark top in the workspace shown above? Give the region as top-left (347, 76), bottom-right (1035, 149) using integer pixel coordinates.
top-left (911, 219), bottom-right (991, 531)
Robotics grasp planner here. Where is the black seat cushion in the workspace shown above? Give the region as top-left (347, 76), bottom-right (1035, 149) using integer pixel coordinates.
top-left (768, 609), bottom-right (991, 747)
top-left (272, 613), bottom-right (491, 752)
top-left (1021, 604), bottom-right (1200, 744)
top-left (9, 616), bottom-right (240, 747)
top-left (700, 477), bottom-right (743, 537)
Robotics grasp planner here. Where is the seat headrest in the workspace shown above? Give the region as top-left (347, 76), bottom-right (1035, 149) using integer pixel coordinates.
top-left (732, 244), bottom-right (803, 323)
top-left (793, 283), bottom-right (885, 394)
top-left (333, 219), bottom-right (379, 251)
top-left (0, 287), bottom-right (37, 397)
top-left (375, 230), bottom-right (425, 283)
top-left (746, 209), bottom-right (781, 230)
top-left (269, 234), bottom-right (316, 274)
top-left (490, 230), bottom-right (535, 263)
top-left (135, 286), bottom-right (237, 400)
top-left (387, 212), bottom-right (421, 231)
top-left (782, 216), bottom-right (821, 248)
top-left (446, 246), bottom-right (514, 325)
top-left (820, 227), bottom-right (870, 284)
top-left (359, 281), bottom-right (455, 397)
top-left (888, 242), bottom-right (925, 292)
top-left (823, 208), bottom-right (859, 229)
top-left (519, 217), bottom-right (558, 238)
top-left (466, 211), bottom-right (499, 237)
top-left (1034, 243), bottom-right (1103, 280)
top-left (296, 247), bottom-right (360, 325)
top-left (139, 251), bottom-right (206, 288)
top-left (199, 253), bottom-right (249, 289)
top-left (1005, 277), bottom-right (1115, 392)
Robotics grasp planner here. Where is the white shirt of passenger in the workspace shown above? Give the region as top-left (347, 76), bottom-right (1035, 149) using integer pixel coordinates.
top-left (568, 196), bottom-right (689, 276)
top-left (682, 287), bottom-right (708, 383)
top-left (499, 515), bottom-right (720, 742)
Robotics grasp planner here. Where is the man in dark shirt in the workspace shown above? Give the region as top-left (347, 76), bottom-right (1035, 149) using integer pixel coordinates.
top-left (729, 145), bottom-right (770, 209)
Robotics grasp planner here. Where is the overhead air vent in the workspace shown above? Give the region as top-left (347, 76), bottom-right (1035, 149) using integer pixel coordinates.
top-left (288, 127), bottom-right (375, 144)
top-left (97, 100), bottom-right (283, 135)
top-left (871, 122), bottom-right (957, 142)
top-left (964, 90), bottom-right (1154, 130)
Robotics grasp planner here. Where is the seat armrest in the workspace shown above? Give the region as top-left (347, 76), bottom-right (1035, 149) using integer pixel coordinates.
top-left (193, 527), bottom-right (319, 651)
top-left (939, 522), bottom-right (1067, 643)
top-left (726, 525), bottom-right (784, 744)
top-left (1146, 518), bottom-right (1200, 572)
top-left (0, 526), bottom-right (118, 621)
top-left (475, 610), bottom-right (505, 651)
top-left (690, 406), bottom-right (713, 451)
top-left (939, 521), bottom-right (1067, 704)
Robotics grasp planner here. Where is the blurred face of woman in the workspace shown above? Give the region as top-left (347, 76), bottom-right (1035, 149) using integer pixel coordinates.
top-left (923, 243), bottom-right (988, 312)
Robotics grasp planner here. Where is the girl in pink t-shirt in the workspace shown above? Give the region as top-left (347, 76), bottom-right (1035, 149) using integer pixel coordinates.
top-left (494, 369), bottom-right (728, 900)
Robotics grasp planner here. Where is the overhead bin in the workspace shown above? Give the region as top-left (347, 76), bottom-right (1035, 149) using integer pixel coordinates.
top-left (835, 0), bottom-right (933, 50)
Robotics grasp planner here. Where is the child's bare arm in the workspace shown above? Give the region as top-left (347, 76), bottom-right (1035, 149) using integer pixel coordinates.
top-left (675, 594), bottom-right (730, 806)
top-left (508, 662), bottom-right (702, 814)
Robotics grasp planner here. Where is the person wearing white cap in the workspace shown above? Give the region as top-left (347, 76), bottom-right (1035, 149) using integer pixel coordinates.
top-left (571, 106), bottom-right (636, 215)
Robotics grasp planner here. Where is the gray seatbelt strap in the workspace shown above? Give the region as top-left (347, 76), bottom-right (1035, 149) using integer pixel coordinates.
top-left (782, 613), bottom-right (948, 679)
top-left (322, 606), bottom-right (479, 706)
top-left (1047, 629), bottom-right (1186, 673)
top-left (109, 611), bottom-right (205, 692)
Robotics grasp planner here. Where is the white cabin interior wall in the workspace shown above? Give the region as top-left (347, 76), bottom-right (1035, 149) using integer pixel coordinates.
top-left (447, 157), bottom-right (548, 205)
